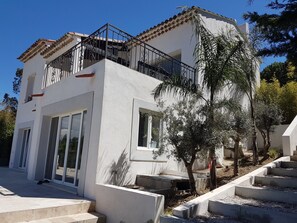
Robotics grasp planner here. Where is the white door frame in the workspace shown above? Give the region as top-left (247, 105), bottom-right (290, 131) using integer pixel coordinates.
top-left (51, 111), bottom-right (85, 187)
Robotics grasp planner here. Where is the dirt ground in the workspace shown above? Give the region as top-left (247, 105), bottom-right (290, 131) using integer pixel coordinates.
top-left (164, 155), bottom-right (274, 214)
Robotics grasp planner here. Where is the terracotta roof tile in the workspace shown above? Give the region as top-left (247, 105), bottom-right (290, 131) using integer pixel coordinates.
top-left (41, 32), bottom-right (88, 58)
top-left (18, 32), bottom-right (88, 62)
top-left (135, 6), bottom-right (236, 42)
top-left (18, 39), bottom-right (54, 62)
top-left (18, 6), bottom-right (238, 63)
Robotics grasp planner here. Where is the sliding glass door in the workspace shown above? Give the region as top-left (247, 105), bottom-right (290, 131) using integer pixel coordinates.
top-left (19, 128), bottom-right (31, 169)
top-left (52, 111), bottom-right (86, 187)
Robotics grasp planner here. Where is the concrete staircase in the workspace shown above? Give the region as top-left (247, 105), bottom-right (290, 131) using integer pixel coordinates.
top-left (0, 198), bottom-right (106, 223)
top-left (207, 156), bottom-right (297, 223)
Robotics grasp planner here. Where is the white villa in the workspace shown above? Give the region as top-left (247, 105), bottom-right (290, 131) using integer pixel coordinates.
top-left (9, 7), bottom-right (257, 200)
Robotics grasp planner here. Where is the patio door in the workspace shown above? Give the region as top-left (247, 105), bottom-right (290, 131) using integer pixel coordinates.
top-left (19, 128), bottom-right (31, 169)
top-left (52, 111), bottom-right (86, 187)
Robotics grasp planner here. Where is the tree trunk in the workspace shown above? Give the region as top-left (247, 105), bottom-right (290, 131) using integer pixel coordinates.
top-left (250, 97), bottom-right (258, 165)
top-left (233, 136), bottom-right (240, 176)
top-left (259, 130), bottom-right (270, 162)
top-left (263, 129), bottom-right (271, 160)
top-left (208, 92), bottom-right (217, 191)
top-left (209, 157), bottom-right (217, 190)
top-left (185, 163), bottom-right (197, 195)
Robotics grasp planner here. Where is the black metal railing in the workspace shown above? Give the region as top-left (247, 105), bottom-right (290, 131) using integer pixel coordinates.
top-left (43, 23), bottom-right (196, 88)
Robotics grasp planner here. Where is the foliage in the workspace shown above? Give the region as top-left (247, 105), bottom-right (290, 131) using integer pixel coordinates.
top-left (255, 79), bottom-right (283, 160)
top-left (2, 93), bottom-right (18, 116)
top-left (13, 68), bottom-right (23, 94)
top-left (192, 14), bottom-right (243, 102)
top-left (153, 75), bottom-right (202, 100)
top-left (261, 62), bottom-right (290, 86)
top-left (0, 68), bottom-right (21, 166)
top-left (230, 36), bottom-right (260, 165)
top-left (223, 101), bottom-right (251, 176)
top-left (0, 110), bottom-right (15, 166)
top-left (256, 78), bottom-right (297, 125)
top-left (278, 81), bottom-right (297, 124)
top-left (0, 110), bottom-right (15, 142)
top-left (256, 79), bottom-right (281, 104)
top-left (192, 14), bottom-right (250, 188)
top-left (244, 0), bottom-right (297, 66)
top-left (268, 147), bottom-right (282, 159)
top-left (155, 98), bottom-right (209, 194)
top-left (255, 101), bottom-right (283, 158)
top-left (154, 14), bottom-right (257, 189)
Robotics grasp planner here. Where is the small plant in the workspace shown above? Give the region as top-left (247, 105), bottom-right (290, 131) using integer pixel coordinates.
top-left (268, 147), bottom-right (281, 159)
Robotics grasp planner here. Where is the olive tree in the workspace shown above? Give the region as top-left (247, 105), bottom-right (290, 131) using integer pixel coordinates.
top-left (155, 97), bottom-right (209, 194)
top-left (254, 79), bottom-right (283, 160)
top-left (224, 102), bottom-right (251, 176)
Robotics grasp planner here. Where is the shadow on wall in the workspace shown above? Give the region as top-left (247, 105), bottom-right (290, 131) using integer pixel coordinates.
top-left (105, 149), bottom-right (132, 186)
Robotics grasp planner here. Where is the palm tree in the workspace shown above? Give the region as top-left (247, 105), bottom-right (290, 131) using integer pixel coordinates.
top-left (154, 14), bottom-right (245, 191)
top-left (231, 39), bottom-right (260, 165)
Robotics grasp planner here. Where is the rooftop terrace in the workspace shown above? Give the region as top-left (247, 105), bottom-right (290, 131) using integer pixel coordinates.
top-left (43, 23), bottom-right (196, 88)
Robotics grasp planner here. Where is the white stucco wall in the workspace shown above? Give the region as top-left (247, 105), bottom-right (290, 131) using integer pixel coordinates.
top-left (10, 57), bottom-right (106, 198)
top-left (257, 125), bottom-right (289, 150)
top-left (9, 53), bottom-right (45, 170)
top-left (96, 60), bottom-right (185, 188)
top-left (282, 115), bottom-right (297, 156)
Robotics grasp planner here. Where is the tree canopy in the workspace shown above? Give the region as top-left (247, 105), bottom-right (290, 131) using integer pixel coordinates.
top-left (0, 68), bottom-right (22, 166)
top-left (13, 68), bottom-right (23, 94)
top-left (255, 79), bottom-right (283, 159)
top-left (261, 62), bottom-right (297, 85)
top-left (244, 0), bottom-right (297, 65)
top-left (279, 81), bottom-right (297, 123)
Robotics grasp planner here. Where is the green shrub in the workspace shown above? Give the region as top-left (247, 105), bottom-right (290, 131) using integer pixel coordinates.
top-left (268, 147), bottom-right (282, 159)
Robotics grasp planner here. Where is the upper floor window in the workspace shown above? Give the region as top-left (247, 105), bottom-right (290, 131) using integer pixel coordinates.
top-left (25, 74), bottom-right (35, 102)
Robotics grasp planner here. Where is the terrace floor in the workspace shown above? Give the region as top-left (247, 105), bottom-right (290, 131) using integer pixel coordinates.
top-left (0, 167), bottom-right (95, 223)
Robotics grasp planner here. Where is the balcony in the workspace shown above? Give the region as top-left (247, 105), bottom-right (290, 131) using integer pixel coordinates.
top-left (42, 24), bottom-right (196, 88)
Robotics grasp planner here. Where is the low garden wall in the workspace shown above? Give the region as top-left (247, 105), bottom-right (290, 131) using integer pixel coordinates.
top-left (95, 184), bottom-right (164, 223)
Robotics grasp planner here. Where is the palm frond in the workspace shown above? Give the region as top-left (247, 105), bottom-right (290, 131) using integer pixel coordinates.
top-left (153, 75), bottom-right (202, 100)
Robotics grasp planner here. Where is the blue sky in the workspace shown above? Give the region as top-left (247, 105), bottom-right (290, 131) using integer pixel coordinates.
top-left (0, 0), bottom-right (284, 98)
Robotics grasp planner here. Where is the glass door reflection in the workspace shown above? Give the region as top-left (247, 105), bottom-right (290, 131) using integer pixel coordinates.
top-left (52, 111), bottom-right (86, 187)
top-left (54, 116), bottom-right (69, 181)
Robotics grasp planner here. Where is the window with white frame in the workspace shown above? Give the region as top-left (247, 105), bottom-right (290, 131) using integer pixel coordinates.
top-left (137, 110), bottom-right (161, 149)
top-left (130, 99), bottom-right (166, 161)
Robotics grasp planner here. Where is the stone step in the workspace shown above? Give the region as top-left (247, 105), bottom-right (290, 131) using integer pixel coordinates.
top-left (281, 161), bottom-right (297, 168)
top-left (290, 155), bottom-right (297, 161)
top-left (19, 212), bottom-right (106, 223)
top-left (136, 174), bottom-right (173, 189)
top-left (235, 185), bottom-right (297, 204)
top-left (269, 167), bottom-right (297, 177)
top-left (208, 198), bottom-right (297, 223)
top-left (136, 174), bottom-right (190, 190)
top-left (161, 215), bottom-right (243, 223)
top-left (0, 198), bottom-right (95, 223)
top-left (254, 175), bottom-right (297, 188)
